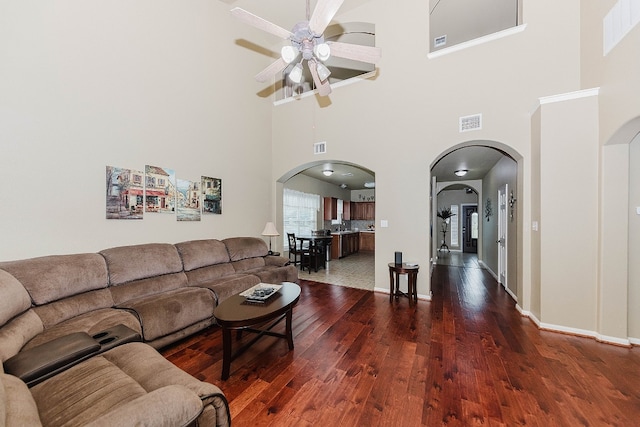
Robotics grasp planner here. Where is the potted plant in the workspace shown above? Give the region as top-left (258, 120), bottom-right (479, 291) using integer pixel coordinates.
top-left (437, 207), bottom-right (456, 252)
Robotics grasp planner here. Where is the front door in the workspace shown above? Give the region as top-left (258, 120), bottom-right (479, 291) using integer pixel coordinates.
top-left (462, 205), bottom-right (478, 253)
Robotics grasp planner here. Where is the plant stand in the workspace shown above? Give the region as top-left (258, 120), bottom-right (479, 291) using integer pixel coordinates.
top-left (438, 229), bottom-right (450, 252)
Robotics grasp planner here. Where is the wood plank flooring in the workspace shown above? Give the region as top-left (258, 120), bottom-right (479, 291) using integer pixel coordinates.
top-left (161, 263), bottom-right (640, 426)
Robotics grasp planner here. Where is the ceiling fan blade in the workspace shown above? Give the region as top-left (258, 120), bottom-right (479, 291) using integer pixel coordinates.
top-left (309, 60), bottom-right (332, 96)
top-left (255, 57), bottom-right (288, 83)
top-left (231, 7), bottom-right (293, 40)
top-left (327, 41), bottom-right (382, 64)
top-left (309, 0), bottom-right (345, 35)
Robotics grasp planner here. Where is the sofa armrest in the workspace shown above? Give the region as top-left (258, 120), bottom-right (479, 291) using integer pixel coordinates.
top-left (84, 385), bottom-right (203, 427)
top-left (4, 332), bottom-right (100, 387)
top-left (265, 255), bottom-right (290, 267)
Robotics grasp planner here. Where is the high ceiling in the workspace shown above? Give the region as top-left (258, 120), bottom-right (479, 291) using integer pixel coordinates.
top-left (226, 1), bottom-right (516, 190)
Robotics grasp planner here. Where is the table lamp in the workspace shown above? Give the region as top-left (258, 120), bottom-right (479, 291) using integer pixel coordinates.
top-left (261, 222), bottom-right (280, 255)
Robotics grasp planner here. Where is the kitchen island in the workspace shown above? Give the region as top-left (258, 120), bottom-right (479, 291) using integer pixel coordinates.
top-left (331, 231), bottom-right (356, 259)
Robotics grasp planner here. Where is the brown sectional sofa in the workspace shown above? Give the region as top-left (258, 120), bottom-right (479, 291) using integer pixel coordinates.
top-left (0, 236), bottom-right (298, 426)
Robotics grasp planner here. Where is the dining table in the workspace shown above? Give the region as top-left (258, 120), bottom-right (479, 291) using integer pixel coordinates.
top-left (295, 235), bottom-right (332, 272)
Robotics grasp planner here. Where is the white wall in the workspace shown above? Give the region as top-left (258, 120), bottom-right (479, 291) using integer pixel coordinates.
top-left (0, 1), bottom-right (273, 260)
top-left (629, 134), bottom-right (640, 340)
top-left (272, 0), bottom-right (582, 300)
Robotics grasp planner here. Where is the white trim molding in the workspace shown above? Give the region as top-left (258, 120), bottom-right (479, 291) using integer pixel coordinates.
top-left (427, 24), bottom-right (527, 59)
top-left (373, 287), bottom-right (432, 302)
top-left (539, 87), bottom-right (600, 105)
top-left (516, 306), bottom-right (632, 347)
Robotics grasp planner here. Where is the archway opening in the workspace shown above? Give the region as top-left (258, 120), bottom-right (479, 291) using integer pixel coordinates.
top-left (430, 142), bottom-right (521, 302)
top-left (277, 160), bottom-right (376, 290)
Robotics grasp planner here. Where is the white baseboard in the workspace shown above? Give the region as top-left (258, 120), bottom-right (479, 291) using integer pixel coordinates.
top-left (516, 305), bottom-right (632, 347)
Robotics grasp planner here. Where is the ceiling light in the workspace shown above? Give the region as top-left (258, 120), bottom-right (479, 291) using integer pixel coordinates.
top-left (281, 45), bottom-right (298, 64)
top-left (322, 169), bottom-right (333, 176)
top-left (289, 63), bottom-right (303, 83)
top-left (313, 43), bottom-right (331, 61)
top-left (454, 169), bottom-right (468, 177)
top-left (316, 62), bottom-right (331, 82)
top-left (364, 182), bottom-right (375, 188)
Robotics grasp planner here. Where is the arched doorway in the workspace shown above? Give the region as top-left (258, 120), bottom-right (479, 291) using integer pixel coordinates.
top-left (430, 141), bottom-right (522, 302)
top-left (276, 160), bottom-right (376, 290)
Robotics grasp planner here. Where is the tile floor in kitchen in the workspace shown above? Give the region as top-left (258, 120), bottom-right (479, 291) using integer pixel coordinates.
top-left (292, 250), bottom-right (481, 290)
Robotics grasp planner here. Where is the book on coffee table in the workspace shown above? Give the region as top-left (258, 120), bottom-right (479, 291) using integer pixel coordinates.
top-left (240, 283), bottom-right (282, 303)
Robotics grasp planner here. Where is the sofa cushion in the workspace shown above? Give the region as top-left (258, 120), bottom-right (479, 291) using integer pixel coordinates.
top-left (223, 237), bottom-right (268, 261)
top-left (193, 274), bottom-right (261, 304)
top-left (0, 254), bottom-right (108, 305)
top-left (29, 342), bottom-right (227, 427)
top-left (232, 257), bottom-right (266, 273)
top-left (30, 352), bottom-right (151, 427)
top-left (100, 243), bottom-right (183, 286)
top-left (117, 288), bottom-right (215, 341)
top-left (183, 263), bottom-right (237, 286)
top-left (0, 310), bottom-right (44, 363)
top-left (108, 272), bottom-right (188, 306)
top-left (32, 288), bottom-right (114, 329)
top-left (176, 239), bottom-right (231, 271)
top-left (1, 373), bottom-right (42, 426)
top-left (0, 269), bottom-right (32, 327)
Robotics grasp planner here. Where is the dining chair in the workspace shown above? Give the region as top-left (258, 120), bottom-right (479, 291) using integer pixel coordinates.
top-left (287, 233), bottom-right (303, 266)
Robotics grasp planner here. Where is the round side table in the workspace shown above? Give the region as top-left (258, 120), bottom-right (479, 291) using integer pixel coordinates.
top-left (388, 262), bottom-right (419, 305)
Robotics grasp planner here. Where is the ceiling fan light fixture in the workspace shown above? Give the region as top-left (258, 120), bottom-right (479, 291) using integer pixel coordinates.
top-left (455, 169), bottom-right (468, 177)
top-left (322, 169), bottom-right (333, 176)
top-left (313, 43), bottom-right (331, 61)
top-left (281, 45), bottom-right (298, 64)
top-left (316, 62), bottom-right (331, 82)
top-left (289, 63), bottom-right (304, 83)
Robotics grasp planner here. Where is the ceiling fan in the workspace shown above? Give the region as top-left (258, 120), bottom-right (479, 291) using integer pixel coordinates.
top-left (231, 0), bottom-right (382, 96)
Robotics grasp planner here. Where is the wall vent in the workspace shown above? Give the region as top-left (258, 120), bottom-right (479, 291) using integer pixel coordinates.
top-left (314, 141), bottom-right (327, 154)
top-left (459, 114), bottom-right (482, 132)
top-left (434, 35), bottom-right (447, 47)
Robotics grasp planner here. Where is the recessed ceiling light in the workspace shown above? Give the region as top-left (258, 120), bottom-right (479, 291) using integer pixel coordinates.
top-left (364, 182), bottom-right (375, 188)
top-left (322, 169), bottom-right (333, 176)
top-left (454, 169), bottom-right (468, 177)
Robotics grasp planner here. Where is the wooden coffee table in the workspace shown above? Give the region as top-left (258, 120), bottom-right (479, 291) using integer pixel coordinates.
top-left (213, 282), bottom-right (301, 380)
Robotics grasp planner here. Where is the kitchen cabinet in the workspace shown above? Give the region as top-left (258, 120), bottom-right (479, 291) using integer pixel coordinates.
top-left (359, 232), bottom-right (375, 252)
top-left (352, 202), bottom-right (375, 220)
top-left (323, 197), bottom-right (337, 221)
top-left (343, 201), bottom-right (351, 220)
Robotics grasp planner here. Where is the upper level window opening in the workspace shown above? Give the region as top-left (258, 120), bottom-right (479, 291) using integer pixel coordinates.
top-left (429, 0), bottom-right (522, 53)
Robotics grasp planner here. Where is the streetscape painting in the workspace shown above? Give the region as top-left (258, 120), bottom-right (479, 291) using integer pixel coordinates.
top-left (202, 176), bottom-right (222, 214)
top-left (106, 166), bottom-right (144, 220)
top-left (145, 165), bottom-right (176, 214)
top-left (176, 179), bottom-right (201, 221)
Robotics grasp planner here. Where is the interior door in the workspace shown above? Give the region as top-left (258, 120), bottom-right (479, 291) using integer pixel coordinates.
top-left (462, 205), bottom-right (478, 253)
top-left (497, 185), bottom-right (508, 288)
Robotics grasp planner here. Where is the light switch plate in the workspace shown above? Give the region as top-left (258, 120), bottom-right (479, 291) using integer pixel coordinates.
top-left (380, 220), bottom-right (388, 228)
top-left (637, 207), bottom-right (640, 215)
top-left (532, 221), bottom-right (539, 231)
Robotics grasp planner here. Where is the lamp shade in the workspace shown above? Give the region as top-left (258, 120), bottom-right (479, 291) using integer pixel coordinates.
top-left (261, 222), bottom-right (280, 237)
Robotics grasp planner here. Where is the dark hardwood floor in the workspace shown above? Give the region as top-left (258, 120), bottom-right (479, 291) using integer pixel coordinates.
top-left (162, 261), bottom-right (640, 426)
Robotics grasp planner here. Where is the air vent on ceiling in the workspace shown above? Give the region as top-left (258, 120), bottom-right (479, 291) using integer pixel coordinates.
top-left (459, 114), bottom-right (482, 132)
top-left (434, 35), bottom-right (447, 48)
top-left (314, 141), bottom-right (327, 154)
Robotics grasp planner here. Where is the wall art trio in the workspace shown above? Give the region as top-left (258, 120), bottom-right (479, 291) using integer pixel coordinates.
top-left (106, 165), bottom-right (222, 221)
